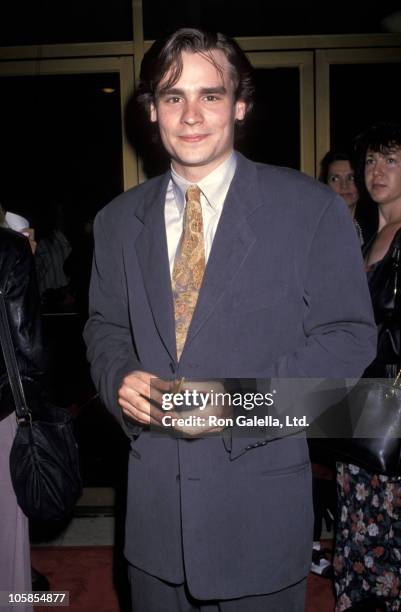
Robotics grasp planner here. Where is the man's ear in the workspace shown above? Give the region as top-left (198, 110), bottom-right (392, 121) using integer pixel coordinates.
top-left (234, 100), bottom-right (246, 122)
top-left (150, 101), bottom-right (158, 123)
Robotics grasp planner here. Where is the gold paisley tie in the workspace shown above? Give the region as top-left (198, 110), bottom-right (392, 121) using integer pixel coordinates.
top-left (172, 185), bottom-right (206, 360)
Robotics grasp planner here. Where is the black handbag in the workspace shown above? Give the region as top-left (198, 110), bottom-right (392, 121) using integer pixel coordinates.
top-left (309, 375), bottom-right (401, 475)
top-left (0, 289), bottom-right (82, 521)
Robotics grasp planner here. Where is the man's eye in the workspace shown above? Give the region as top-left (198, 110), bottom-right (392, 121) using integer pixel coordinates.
top-left (166, 97), bottom-right (181, 104)
top-left (365, 158), bottom-right (374, 165)
top-left (348, 175), bottom-right (355, 182)
top-left (204, 95), bottom-right (219, 102)
top-left (387, 157), bottom-right (397, 164)
top-left (329, 176), bottom-right (339, 182)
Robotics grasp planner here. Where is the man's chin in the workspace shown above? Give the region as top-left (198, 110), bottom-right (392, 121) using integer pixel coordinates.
top-left (173, 153), bottom-right (211, 167)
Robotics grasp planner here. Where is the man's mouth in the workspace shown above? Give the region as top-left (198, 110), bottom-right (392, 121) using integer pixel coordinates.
top-left (178, 134), bottom-right (208, 143)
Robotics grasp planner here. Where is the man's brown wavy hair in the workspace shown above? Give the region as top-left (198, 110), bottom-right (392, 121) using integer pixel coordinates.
top-left (136, 28), bottom-right (255, 126)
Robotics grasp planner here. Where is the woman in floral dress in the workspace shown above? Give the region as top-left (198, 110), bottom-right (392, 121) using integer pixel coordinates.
top-left (334, 123), bottom-right (401, 611)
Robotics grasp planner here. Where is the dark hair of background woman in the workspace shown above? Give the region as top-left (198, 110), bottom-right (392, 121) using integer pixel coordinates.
top-left (320, 149), bottom-right (378, 244)
top-left (352, 123), bottom-right (401, 243)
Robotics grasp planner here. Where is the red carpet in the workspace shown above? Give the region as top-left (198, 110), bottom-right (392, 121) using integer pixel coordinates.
top-left (306, 573), bottom-right (335, 611)
top-left (31, 547), bottom-right (120, 611)
top-left (31, 546), bottom-right (335, 611)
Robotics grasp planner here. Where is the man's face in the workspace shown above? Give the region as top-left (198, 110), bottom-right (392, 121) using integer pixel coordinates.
top-left (365, 147), bottom-right (401, 207)
top-left (150, 50), bottom-right (246, 181)
top-left (327, 160), bottom-right (359, 209)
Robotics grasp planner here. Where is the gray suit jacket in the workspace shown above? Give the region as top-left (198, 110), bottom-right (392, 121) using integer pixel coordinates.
top-left (84, 153), bottom-right (376, 599)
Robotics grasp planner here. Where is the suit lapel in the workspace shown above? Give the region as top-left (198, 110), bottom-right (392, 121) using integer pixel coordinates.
top-left (184, 155), bottom-right (263, 352)
top-left (132, 156), bottom-right (266, 362)
top-left (134, 174), bottom-right (177, 362)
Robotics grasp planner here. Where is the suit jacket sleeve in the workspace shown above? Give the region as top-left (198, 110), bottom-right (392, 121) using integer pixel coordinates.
top-left (256, 194), bottom-right (376, 444)
top-left (84, 211), bottom-right (141, 437)
top-left (271, 195), bottom-right (376, 379)
top-left (229, 194), bottom-right (377, 458)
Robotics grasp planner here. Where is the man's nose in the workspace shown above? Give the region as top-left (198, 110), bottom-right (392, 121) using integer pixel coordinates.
top-left (181, 100), bottom-right (203, 124)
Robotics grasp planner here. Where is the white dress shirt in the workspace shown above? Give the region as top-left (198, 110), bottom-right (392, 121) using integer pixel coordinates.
top-left (165, 153), bottom-right (237, 274)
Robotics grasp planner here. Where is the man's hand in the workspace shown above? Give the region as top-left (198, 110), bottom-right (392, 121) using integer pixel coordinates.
top-left (118, 371), bottom-right (172, 426)
top-left (169, 380), bottom-right (233, 437)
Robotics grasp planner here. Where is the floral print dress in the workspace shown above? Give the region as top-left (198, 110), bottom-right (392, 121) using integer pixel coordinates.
top-left (334, 462), bottom-right (401, 610)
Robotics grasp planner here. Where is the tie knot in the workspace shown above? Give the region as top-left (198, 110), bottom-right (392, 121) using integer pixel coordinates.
top-left (185, 185), bottom-right (201, 204)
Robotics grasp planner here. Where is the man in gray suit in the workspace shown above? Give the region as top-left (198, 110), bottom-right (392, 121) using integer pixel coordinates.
top-left (84, 28), bottom-right (376, 611)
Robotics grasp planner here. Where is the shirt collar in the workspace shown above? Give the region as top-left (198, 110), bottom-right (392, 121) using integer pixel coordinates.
top-left (170, 152), bottom-right (237, 214)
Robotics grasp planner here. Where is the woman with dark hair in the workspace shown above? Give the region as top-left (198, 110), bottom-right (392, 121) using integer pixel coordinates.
top-left (320, 151), bottom-right (364, 243)
top-left (320, 151), bottom-right (359, 212)
top-left (334, 122), bottom-right (401, 612)
top-left (0, 210), bottom-right (45, 611)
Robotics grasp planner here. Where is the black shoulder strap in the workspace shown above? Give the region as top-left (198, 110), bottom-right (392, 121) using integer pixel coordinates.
top-left (390, 229), bottom-right (401, 314)
top-left (0, 289), bottom-right (31, 422)
top-left (392, 227), bottom-right (401, 253)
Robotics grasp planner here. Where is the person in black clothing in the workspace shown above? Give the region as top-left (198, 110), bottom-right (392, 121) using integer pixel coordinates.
top-left (334, 122), bottom-right (401, 612)
top-left (0, 220), bottom-right (46, 610)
